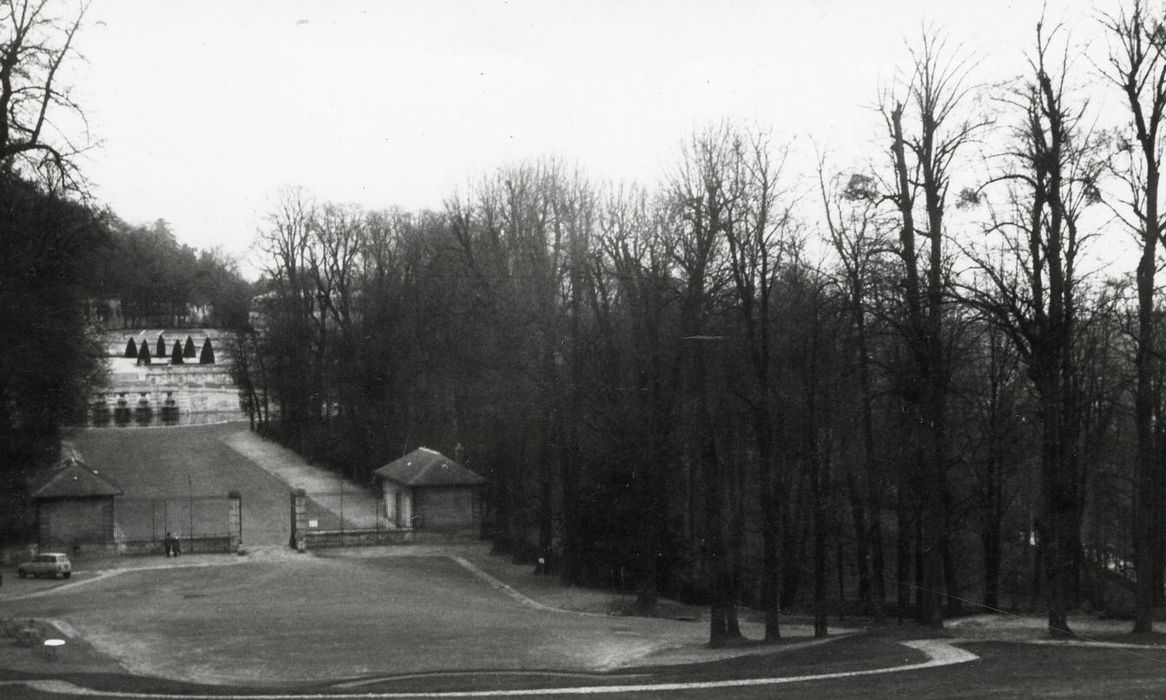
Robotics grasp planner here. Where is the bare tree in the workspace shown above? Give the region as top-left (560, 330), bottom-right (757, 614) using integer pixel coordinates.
top-left (722, 129), bottom-right (796, 640)
top-left (821, 165), bottom-right (892, 623)
top-left (879, 30), bottom-right (985, 628)
top-left (0, 0), bottom-right (91, 188)
top-left (669, 125), bottom-right (738, 647)
top-left (960, 286), bottom-right (1028, 612)
top-left (1100, 0), bottom-right (1166, 634)
top-left (961, 22), bottom-right (1104, 636)
top-left (255, 187), bottom-right (318, 452)
top-left (592, 183), bottom-right (681, 611)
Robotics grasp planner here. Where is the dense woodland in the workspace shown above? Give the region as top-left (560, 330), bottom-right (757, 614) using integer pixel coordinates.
top-left (84, 217), bottom-right (253, 330)
top-left (234, 5), bottom-right (1166, 644)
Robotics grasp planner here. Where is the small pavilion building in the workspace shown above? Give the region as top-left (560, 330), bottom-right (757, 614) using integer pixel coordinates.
top-left (31, 444), bottom-right (123, 550)
top-left (374, 447), bottom-right (485, 533)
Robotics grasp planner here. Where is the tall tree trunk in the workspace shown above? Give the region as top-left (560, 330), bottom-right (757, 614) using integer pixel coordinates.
top-left (982, 519), bottom-right (1002, 611)
top-left (844, 459), bottom-right (871, 612)
top-left (696, 345), bottom-right (729, 648)
top-left (896, 471), bottom-right (913, 623)
top-left (781, 471), bottom-right (807, 609)
top-left (759, 419), bottom-right (782, 639)
top-left (1134, 241), bottom-right (1157, 633)
top-left (813, 451), bottom-right (828, 637)
top-left (633, 447), bottom-right (660, 615)
top-left (1038, 382), bottom-right (1073, 638)
top-left (725, 452), bottom-right (745, 640)
top-left (855, 307), bottom-right (885, 621)
top-left (942, 485), bottom-right (962, 617)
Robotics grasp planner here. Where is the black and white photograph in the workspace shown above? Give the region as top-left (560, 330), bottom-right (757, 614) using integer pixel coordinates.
top-left (2, 0), bottom-right (1165, 697)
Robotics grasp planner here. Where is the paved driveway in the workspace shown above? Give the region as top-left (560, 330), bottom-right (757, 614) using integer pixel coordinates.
top-left (0, 555), bottom-right (719, 686)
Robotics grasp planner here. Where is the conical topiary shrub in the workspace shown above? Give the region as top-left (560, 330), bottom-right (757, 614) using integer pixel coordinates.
top-left (137, 341), bottom-right (152, 366)
top-left (199, 337), bottom-right (215, 364)
top-left (184, 335), bottom-right (196, 358)
top-left (171, 340), bottom-right (184, 365)
top-left (124, 337), bottom-right (137, 358)
top-left (156, 334), bottom-right (166, 358)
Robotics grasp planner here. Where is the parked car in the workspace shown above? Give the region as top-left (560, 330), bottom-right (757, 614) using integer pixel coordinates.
top-left (17, 553), bottom-right (72, 579)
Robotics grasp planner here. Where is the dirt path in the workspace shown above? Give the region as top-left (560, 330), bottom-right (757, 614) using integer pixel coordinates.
top-left (222, 429), bottom-right (382, 527)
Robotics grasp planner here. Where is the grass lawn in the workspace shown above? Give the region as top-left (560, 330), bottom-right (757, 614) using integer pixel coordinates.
top-left (66, 423), bottom-right (292, 546)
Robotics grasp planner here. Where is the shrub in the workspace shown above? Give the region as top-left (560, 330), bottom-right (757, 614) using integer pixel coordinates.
top-left (134, 394), bottom-right (152, 426)
top-left (137, 341), bottom-right (151, 366)
top-left (91, 399), bottom-right (111, 427)
top-left (184, 335), bottom-right (196, 358)
top-left (200, 337), bottom-right (215, 364)
top-left (124, 337), bottom-right (137, 358)
top-left (114, 395), bottom-right (131, 426)
top-left (161, 391), bottom-right (179, 425)
top-left (171, 340), bottom-right (184, 365)
top-left (155, 335), bottom-right (166, 358)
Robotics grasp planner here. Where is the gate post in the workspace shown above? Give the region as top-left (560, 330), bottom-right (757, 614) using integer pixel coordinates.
top-left (228, 491), bottom-right (242, 552)
top-left (290, 489), bottom-right (307, 551)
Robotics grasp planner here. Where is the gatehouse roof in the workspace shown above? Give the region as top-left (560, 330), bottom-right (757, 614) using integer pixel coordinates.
top-left (31, 443), bottom-right (124, 499)
top-left (374, 447), bottom-right (485, 487)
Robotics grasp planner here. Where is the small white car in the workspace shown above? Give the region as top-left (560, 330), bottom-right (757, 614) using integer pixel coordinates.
top-left (17, 553), bottom-right (72, 579)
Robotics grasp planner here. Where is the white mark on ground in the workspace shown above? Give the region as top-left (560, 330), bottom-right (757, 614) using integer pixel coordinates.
top-left (11, 638), bottom-right (981, 698)
top-left (1023, 638), bottom-right (1166, 650)
top-left (45, 618), bottom-right (79, 638)
top-left (447, 556), bottom-right (576, 614)
top-left (334, 671), bottom-right (651, 690)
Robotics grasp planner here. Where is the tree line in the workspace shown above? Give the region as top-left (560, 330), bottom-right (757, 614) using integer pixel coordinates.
top-left (83, 217), bottom-right (254, 330)
top-left (238, 5), bottom-right (1166, 644)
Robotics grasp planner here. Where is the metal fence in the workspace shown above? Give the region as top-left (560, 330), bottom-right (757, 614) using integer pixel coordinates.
top-left (113, 495), bottom-right (231, 542)
top-left (304, 490), bottom-right (388, 532)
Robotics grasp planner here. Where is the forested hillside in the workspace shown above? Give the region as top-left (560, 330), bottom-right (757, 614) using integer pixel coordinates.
top-left (82, 217), bottom-right (253, 330)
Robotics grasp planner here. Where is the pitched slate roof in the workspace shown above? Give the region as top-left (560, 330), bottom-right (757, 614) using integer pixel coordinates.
top-left (30, 443), bottom-right (123, 499)
top-left (374, 447), bottom-right (485, 487)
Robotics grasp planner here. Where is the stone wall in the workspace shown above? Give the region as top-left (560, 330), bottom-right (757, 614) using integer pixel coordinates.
top-left (303, 529), bottom-right (481, 549)
top-left (114, 535), bottom-right (234, 556)
top-left (90, 363), bottom-right (247, 426)
top-left (291, 489), bottom-right (479, 550)
top-left (414, 486), bottom-right (479, 531)
top-left (37, 498), bottom-right (115, 549)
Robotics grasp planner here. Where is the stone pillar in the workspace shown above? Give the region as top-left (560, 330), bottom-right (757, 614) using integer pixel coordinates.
top-left (228, 491), bottom-right (242, 552)
top-left (290, 489), bottom-right (307, 551)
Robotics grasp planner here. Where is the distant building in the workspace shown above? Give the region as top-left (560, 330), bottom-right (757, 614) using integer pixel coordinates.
top-left (30, 444), bottom-right (123, 550)
top-left (374, 447), bottom-right (485, 533)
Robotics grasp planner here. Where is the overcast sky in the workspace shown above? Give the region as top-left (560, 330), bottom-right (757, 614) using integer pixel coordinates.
top-left (69, 1), bottom-right (1102, 274)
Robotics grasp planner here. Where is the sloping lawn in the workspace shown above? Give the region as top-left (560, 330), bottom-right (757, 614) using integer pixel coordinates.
top-left (67, 423), bottom-right (292, 546)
